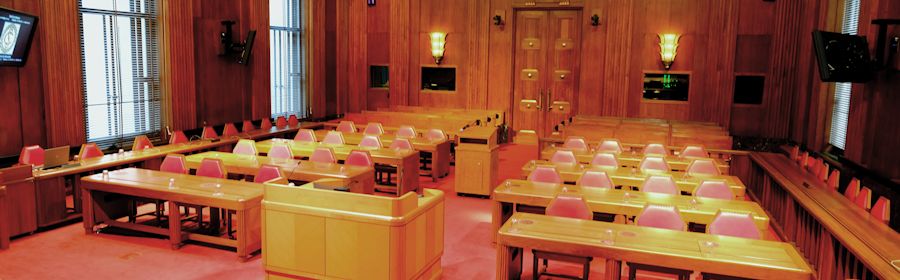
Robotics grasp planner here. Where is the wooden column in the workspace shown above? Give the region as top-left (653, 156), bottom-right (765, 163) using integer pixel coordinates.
top-left (692, 0), bottom-right (738, 128)
top-left (600, 0), bottom-right (634, 117)
top-left (159, 0), bottom-right (197, 131)
top-left (762, 0), bottom-right (804, 138)
top-left (39, 0), bottom-right (85, 146)
top-left (310, 0), bottom-right (327, 118)
top-left (389, 0), bottom-right (410, 106)
top-left (465, 0), bottom-right (491, 110)
top-left (246, 0), bottom-right (271, 120)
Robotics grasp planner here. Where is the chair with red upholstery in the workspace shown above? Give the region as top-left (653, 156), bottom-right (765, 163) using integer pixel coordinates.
top-left (597, 139), bottom-right (623, 154)
top-left (363, 122), bottom-right (385, 136)
top-left (871, 197), bottom-right (891, 225)
top-left (590, 152), bottom-right (619, 168)
top-left (420, 129), bottom-right (446, 171)
top-left (639, 156), bottom-right (670, 173)
top-left (686, 158), bottom-right (720, 176)
top-left (643, 143), bottom-right (669, 156)
top-left (275, 116), bottom-right (288, 128)
top-left (197, 158), bottom-right (227, 178)
top-left (78, 143), bottom-right (104, 160)
top-left (694, 180), bottom-right (733, 200)
top-left (630, 204), bottom-right (692, 280)
top-left (232, 139), bottom-right (258, 156)
top-left (287, 115), bottom-right (300, 127)
top-left (396, 125), bottom-right (417, 139)
top-left (346, 150), bottom-right (374, 167)
top-left (680, 145), bottom-right (709, 158)
top-left (855, 187), bottom-right (872, 210)
top-left (169, 130), bottom-right (189, 144)
top-left (254, 165), bottom-right (284, 183)
top-left (322, 131), bottom-right (345, 145)
top-left (527, 166), bottom-right (562, 184)
top-left (358, 135), bottom-right (383, 149)
top-left (242, 120), bottom-right (255, 132)
top-left (533, 194), bottom-right (594, 280)
top-left (826, 170), bottom-right (840, 191)
top-left (562, 137), bottom-right (589, 152)
top-left (641, 175), bottom-right (678, 195)
top-left (577, 170), bottom-right (613, 189)
top-left (336, 121), bottom-right (357, 133)
top-left (160, 154), bottom-right (188, 174)
top-left (260, 118), bottom-right (273, 130)
top-left (843, 178), bottom-right (860, 202)
top-left (132, 135), bottom-right (154, 151)
top-left (425, 129), bottom-right (446, 141)
top-left (389, 138), bottom-right (413, 150)
top-left (798, 151), bottom-right (809, 166)
top-left (201, 126), bottom-right (218, 139)
top-left (294, 129), bottom-right (318, 143)
top-left (707, 211), bottom-right (761, 239)
top-left (817, 162), bottom-right (830, 182)
top-left (267, 143), bottom-right (294, 159)
top-left (549, 150), bottom-right (577, 165)
top-left (310, 147), bottom-right (337, 164)
top-left (222, 123), bottom-right (239, 137)
top-left (19, 145), bottom-right (45, 166)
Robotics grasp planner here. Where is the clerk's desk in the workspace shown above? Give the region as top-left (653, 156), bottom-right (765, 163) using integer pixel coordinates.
top-left (184, 151), bottom-right (375, 194)
top-left (313, 130), bottom-right (452, 181)
top-left (496, 213), bottom-right (812, 280)
top-left (0, 122), bottom-right (319, 238)
top-left (521, 161), bottom-right (746, 199)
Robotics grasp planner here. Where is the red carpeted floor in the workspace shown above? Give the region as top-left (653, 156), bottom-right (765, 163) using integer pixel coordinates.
top-left (0, 144), bottom-right (776, 279)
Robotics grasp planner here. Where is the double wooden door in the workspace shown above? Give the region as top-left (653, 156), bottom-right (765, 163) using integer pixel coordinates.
top-left (512, 10), bottom-right (581, 138)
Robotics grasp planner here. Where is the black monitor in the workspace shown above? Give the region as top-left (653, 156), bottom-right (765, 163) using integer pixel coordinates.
top-left (237, 30), bottom-right (256, 65)
top-left (812, 30), bottom-right (873, 83)
top-left (0, 6), bottom-right (38, 67)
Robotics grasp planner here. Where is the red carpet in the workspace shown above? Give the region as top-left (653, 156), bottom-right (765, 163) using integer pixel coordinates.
top-left (0, 144), bottom-right (776, 279)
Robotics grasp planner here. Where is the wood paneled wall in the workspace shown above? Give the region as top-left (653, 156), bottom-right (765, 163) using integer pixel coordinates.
top-left (0, 0), bottom-right (46, 157)
top-left (327, 0), bottom-right (801, 136)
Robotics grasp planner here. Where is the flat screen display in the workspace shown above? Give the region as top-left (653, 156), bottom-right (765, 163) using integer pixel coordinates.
top-left (812, 30), bottom-right (873, 83)
top-left (0, 7), bottom-right (38, 67)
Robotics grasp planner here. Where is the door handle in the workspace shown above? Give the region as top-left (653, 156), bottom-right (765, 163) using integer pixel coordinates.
top-left (536, 90), bottom-right (543, 110)
top-left (546, 90), bottom-right (552, 112)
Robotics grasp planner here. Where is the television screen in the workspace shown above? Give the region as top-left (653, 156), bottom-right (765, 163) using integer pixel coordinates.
top-left (237, 30), bottom-right (256, 65)
top-left (812, 30), bottom-right (873, 83)
top-left (0, 7), bottom-right (38, 67)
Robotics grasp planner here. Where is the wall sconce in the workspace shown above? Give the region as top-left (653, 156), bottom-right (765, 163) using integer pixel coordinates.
top-left (590, 14), bottom-right (600, 26)
top-left (658, 33), bottom-right (681, 70)
top-left (430, 32), bottom-right (447, 64)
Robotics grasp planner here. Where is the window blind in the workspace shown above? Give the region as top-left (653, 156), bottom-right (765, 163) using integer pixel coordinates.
top-left (79, 0), bottom-right (161, 148)
top-left (270, 0), bottom-right (308, 118)
top-left (829, 0), bottom-right (860, 150)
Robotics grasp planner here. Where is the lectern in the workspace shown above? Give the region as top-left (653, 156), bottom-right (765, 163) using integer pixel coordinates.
top-left (454, 127), bottom-right (499, 197)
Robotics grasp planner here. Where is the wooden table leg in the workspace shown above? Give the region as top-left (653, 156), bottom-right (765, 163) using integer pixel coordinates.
top-left (167, 201), bottom-right (183, 249)
top-left (496, 243), bottom-right (522, 280)
top-left (235, 208), bottom-right (247, 260)
top-left (605, 259), bottom-right (622, 280)
top-left (492, 201), bottom-right (513, 244)
top-left (81, 188), bottom-right (96, 234)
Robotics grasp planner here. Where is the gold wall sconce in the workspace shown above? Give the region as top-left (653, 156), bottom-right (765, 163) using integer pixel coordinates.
top-left (658, 33), bottom-right (681, 70)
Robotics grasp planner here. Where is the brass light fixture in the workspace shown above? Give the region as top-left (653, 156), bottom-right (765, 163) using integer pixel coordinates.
top-left (430, 32), bottom-right (447, 64)
top-left (658, 33), bottom-right (681, 70)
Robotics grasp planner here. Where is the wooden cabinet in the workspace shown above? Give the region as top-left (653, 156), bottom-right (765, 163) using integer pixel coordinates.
top-left (455, 127), bottom-right (500, 197)
top-left (0, 165), bottom-right (37, 237)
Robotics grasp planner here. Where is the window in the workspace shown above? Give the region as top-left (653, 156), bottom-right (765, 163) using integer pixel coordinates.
top-left (829, 0), bottom-right (860, 150)
top-left (79, 0), bottom-right (161, 146)
top-left (270, 0), bottom-right (308, 118)
top-left (642, 73), bottom-right (690, 101)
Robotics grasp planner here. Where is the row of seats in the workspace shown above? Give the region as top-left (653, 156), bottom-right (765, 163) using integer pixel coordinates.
top-left (560, 137), bottom-right (711, 158)
top-left (791, 146), bottom-right (890, 224)
top-left (548, 149), bottom-right (721, 176)
top-left (528, 166), bottom-right (733, 200)
top-left (334, 121), bottom-right (448, 141)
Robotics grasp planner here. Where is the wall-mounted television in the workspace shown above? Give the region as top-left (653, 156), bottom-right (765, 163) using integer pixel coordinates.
top-left (0, 6), bottom-right (38, 67)
top-left (812, 30), bottom-right (873, 83)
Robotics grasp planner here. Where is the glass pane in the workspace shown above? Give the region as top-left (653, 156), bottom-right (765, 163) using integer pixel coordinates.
top-left (270, 0), bottom-right (306, 118)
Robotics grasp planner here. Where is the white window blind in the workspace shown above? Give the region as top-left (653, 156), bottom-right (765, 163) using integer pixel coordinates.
top-left (79, 0), bottom-right (161, 147)
top-left (829, 0), bottom-right (860, 150)
top-left (270, 0), bottom-right (308, 118)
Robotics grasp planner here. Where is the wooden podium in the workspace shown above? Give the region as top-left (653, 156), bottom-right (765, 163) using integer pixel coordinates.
top-left (454, 127), bottom-right (499, 197)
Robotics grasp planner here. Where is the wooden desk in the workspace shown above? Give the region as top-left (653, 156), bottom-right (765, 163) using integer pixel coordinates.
top-left (492, 179), bottom-right (768, 239)
top-left (81, 168), bottom-right (263, 260)
top-left (184, 151), bottom-right (375, 194)
top-left (256, 139), bottom-right (420, 195)
top-left (540, 147), bottom-right (730, 174)
top-left (262, 183), bottom-right (444, 279)
top-left (497, 213), bottom-right (812, 280)
top-left (749, 153), bottom-right (900, 279)
top-left (521, 161), bottom-right (746, 199)
top-left (313, 130), bottom-right (452, 181)
top-left (0, 185), bottom-right (8, 249)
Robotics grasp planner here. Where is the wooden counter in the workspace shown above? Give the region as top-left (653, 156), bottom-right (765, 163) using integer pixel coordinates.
top-left (521, 161), bottom-right (746, 199)
top-left (262, 183), bottom-right (444, 280)
top-left (749, 152), bottom-right (900, 279)
top-left (492, 179), bottom-right (769, 241)
top-left (496, 213), bottom-right (812, 280)
top-left (184, 151), bottom-right (375, 194)
top-left (81, 168), bottom-right (263, 260)
top-left (313, 130), bottom-right (452, 181)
